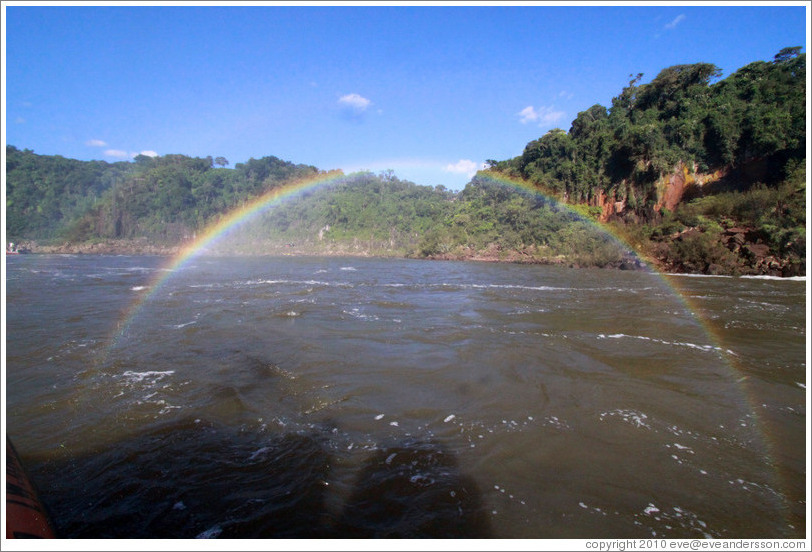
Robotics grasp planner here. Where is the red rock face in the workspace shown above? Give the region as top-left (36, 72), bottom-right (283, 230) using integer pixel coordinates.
top-left (594, 188), bottom-right (625, 221)
top-left (657, 168), bottom-right (688, 212)
top-left (658, 163), bottom-right (733, 213)
top-left (595, 163), bottom-right (730, 221)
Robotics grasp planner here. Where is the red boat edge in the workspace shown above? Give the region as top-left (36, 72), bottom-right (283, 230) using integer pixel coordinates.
top-left (5, 436), bottom-right (56, 538)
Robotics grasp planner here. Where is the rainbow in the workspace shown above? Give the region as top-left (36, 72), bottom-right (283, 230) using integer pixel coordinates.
top-left (115, 168), bottom-right (349, 327)
top-left (113, 166), bottom-right (751, 401)
top-left (113, 167), bottom-right (654, 340)
top-left (163, 170), bottom-right (348, 274)
top-left (115, 167), bottom-right (718, 344)
top-left (107, 166), bottom-right (789, 524)
top-left (107, 168), bottom-right (744, 386)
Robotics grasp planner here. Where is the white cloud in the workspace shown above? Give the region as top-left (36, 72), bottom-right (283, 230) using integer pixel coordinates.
top-left (86, 139), bottom-right (107, 147)
top-left (338, 93), bottom-right (372, 113)
top-left (664, 14), bottom-right (685, 30)
top-left (518, 106), bottom-right (539, 124)
top-left (518, 105), bottom-right (565, 126)
top-left (102, 148), bottom-right (157, 159)
top-left (14, 117), bottom-right (26, 124)
top-left (444, 159), bottom-right (486, 178)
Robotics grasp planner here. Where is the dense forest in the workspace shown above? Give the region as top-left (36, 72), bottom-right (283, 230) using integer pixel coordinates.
top-left (4, 48), bottom-right (805, 275)
top-left (490, 47), bottom-right (804, 203)
top-left (5, 148), bottom-right (323, 243)
top-left (487, 46), bottom-right (806, 275)
top-left (215, 171), bottom-right (635, 269)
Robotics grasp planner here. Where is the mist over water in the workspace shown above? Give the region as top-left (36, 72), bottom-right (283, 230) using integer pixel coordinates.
top-left (5, 255), bottom-right (806, 538)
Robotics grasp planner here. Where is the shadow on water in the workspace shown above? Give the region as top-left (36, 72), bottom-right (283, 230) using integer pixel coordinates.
top-left (336, 440), bottom-right (491, 538)
top-left (18, 419), bottom-right (491, 539)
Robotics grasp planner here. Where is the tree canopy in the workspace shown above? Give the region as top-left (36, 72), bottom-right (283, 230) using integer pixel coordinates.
top-left (490, 48), bottom-right (805, 213)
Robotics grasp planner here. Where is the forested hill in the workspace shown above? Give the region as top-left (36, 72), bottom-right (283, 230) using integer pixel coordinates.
top-left (4, 48), bottom-right (806, 276)
top-left (5, 148), bottom-right (324, 242)
top-left (489, 47), bottom-right (805, 209)
top-left (486, 46), bottom-right (806, 275)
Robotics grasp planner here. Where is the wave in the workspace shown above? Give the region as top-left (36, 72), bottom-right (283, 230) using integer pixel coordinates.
top-left (597, 333), bottom-right (736, 356)
top-left (665, 273), bottom-right (736, 279)
top-left (470, 283), bottom-right (570, 291)
top-left (241, 278), bottom-right (353, 288)
top-left (740, 274), bottom-right (806, 281)
top-left (666, 272), bottom-right (805, 282)
top-left (599, 408), bottom-right (651, 429)
top-left (343, 308), bottom-right (380, 322)
top-left (119, 370), bottom-right (175, 384)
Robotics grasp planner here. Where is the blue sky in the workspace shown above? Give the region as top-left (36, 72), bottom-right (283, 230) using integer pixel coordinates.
top-left (3, 2), bottom-right (808, 190)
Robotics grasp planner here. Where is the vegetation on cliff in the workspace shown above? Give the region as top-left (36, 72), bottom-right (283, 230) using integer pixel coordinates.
top-left (485, 47), bottom-right (805, 275)
top-left (488, 47), bottom-right (804, 209)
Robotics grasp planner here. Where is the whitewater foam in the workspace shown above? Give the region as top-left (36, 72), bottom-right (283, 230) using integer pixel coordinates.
top-left (599, 409), bottom-right (651, 429)
top-left (667, 273), bottom-right (805, 282)
top-left (120, 370), bottom-right (175, 383)
top-left (741, 274), bottom-right (806, 281)
top-left (597, 333), bottom-right (736, 355)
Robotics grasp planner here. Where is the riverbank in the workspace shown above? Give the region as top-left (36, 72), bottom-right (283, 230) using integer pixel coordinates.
top-left (15, 239), bottom-right (181, 256)
top-left (11, 238), bottom-right (645, 269)
top-left (9, 238), bottom-right (800, 277)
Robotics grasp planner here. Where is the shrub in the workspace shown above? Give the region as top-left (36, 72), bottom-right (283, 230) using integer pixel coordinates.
top-left (669, 230), bottom-right (742, 274)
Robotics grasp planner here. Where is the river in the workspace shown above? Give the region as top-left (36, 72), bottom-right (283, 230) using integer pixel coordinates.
top-left (4, 254), bottom-right (807, 539)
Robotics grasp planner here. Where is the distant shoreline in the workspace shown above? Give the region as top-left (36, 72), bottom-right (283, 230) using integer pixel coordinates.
top-left (11, 238), bottom-right (806, 278)
top-left (10, 237), bottom-right (645, 269)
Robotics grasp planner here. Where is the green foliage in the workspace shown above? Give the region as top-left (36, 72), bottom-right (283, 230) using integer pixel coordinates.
top-left (440, 175), bottom-right (629, 266)
top-left (497, 48), bottom-right (805, 213)
top-left (633, 158), bottom-right (806, 274)
top-left (230, 171), bottom-right (453, 254)
top-left (485, 47), bottom-right (805, 275)
top-left (6, 147), bottom-right (323, 244)
top-left (674, 159), bottom-right (805, 256)
top-left (213, 171), bottom-right (631, 267)
top-left (667, 229), bottom-right (743, 275)
top-left (5, 145), bottom-right (136, 240)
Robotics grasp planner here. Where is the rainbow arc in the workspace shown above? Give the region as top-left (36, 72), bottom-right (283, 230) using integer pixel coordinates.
top-left (105, 168), bottom-right (786, 521)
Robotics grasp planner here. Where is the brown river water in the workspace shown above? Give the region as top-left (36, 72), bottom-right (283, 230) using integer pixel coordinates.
top-left (4, 254), bottom-right (807, 539)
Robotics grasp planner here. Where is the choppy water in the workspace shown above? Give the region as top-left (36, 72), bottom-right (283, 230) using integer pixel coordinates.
top-left (4, 254), bottom-right (807, 538)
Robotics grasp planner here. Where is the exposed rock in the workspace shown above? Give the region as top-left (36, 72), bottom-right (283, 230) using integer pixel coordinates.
top-left (653, 162), bottom-right (728, 213)
top-left (618, 257), bottom-right (645, 271)
top-left (722, 229), bottom-right (748, 252)
top-left (656, 163), bottom-right (690, 212)
top-left (743, 243), bottom-right (771, 259)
